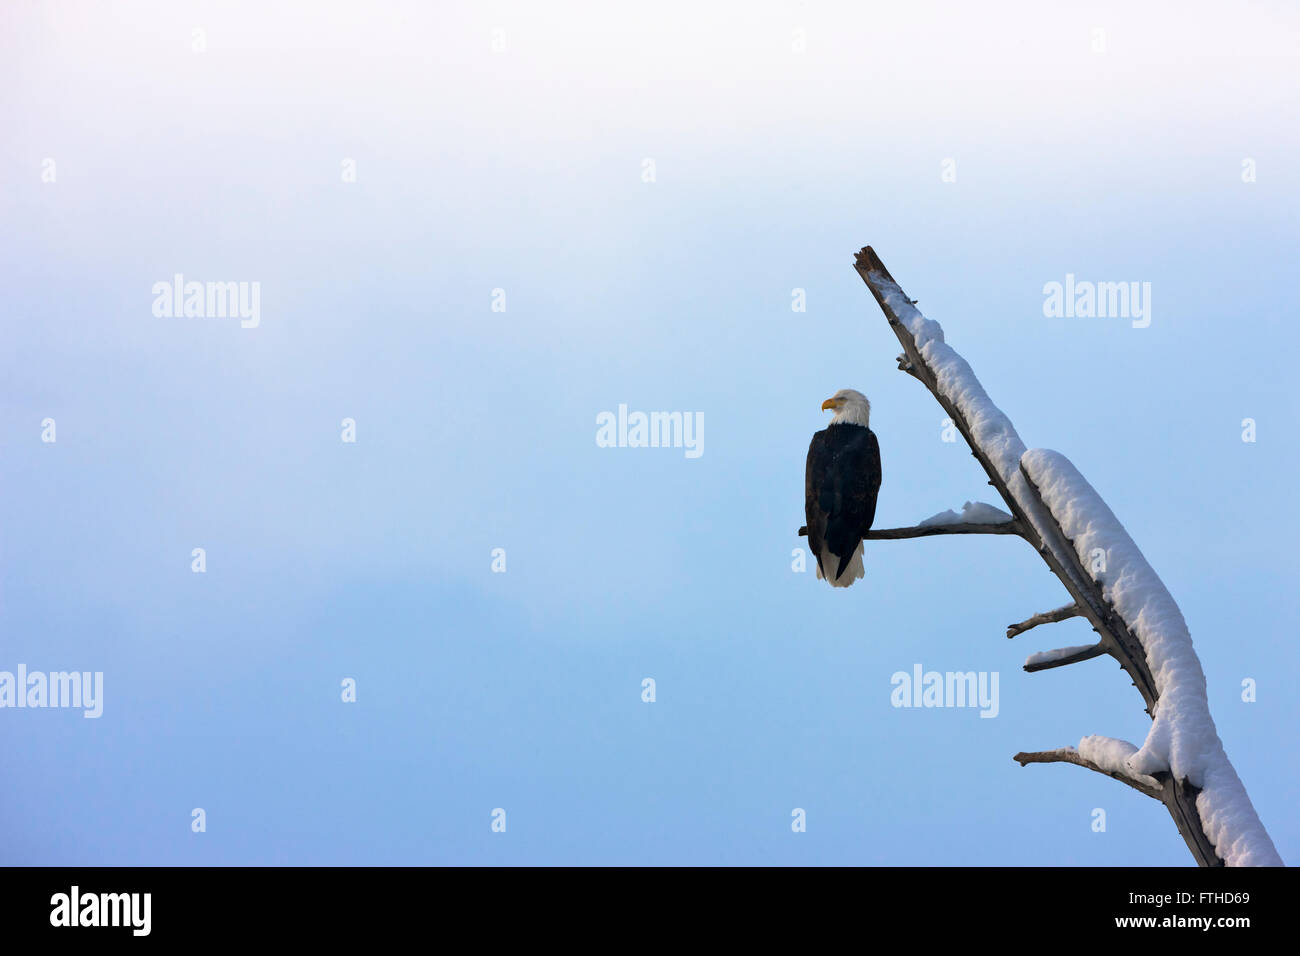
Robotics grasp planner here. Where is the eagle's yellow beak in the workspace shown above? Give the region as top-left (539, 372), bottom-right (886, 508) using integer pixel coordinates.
top-left (821, 398), bottom-right (839, 411)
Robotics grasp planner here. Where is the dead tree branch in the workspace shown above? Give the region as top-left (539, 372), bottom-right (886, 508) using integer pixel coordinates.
top-left (798, 520), bottom-right (1025, 539)
top-left (849, 246), bottom-right (1232, 867)
top-left (866, 521), bottom-right (1025, 540)
top-left (1007, 603), bottom-right (1082, 638)
top-left (1022, 642), bottom-right (1107, 672)
top-left (1013, 749), bottom-right (1164, 800)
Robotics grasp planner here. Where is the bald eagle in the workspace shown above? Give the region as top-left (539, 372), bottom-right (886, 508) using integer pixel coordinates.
top-left (805, 389), bottom-right (882, 587)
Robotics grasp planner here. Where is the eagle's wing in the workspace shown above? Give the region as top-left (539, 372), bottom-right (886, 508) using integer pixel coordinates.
top-left (805, 426), bottom-right (882, 579)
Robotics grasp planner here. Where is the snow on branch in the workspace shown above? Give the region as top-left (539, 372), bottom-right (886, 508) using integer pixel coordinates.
top-left (1014, 737), bottom-right (1164, 800)
top-left (797, 519), bottom-right (1025, 539)
top-left (1023, 642), bottom-right (1106, 672)
top-left (865, 521), bottom-right (1022, 539)
top-left (798, 502), bottom-right (1019, 539)
top-left (1020, 449), bottom-right (1283, 867)
top-left (919, 501), bottom-right (1012, 527)
top-left (851, 246), bottom-right (1282, 867)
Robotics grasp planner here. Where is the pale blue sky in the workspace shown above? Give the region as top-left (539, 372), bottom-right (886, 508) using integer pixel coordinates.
top-left (2, 0), bottom-right (1296, 865)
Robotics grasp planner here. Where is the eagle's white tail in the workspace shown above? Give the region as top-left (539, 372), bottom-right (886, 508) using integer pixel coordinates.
top-left (816, 541), bottom-right (865, 587)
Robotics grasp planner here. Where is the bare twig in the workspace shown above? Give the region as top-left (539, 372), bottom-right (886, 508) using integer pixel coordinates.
top-left (1007, 603), bottom-right (1083, 638)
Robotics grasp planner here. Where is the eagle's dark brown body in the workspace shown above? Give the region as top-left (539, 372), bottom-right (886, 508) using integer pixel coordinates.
top-left (805, 423), bottom-right (882, 586)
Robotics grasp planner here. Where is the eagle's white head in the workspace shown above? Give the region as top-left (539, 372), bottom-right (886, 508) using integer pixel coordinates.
top-left (822, 388), bottom-right (871, 427)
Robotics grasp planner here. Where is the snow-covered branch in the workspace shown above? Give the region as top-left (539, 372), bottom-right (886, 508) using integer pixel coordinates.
top-left (851, 246), bottom-right (1282, 867)
top-left (1022, 641), bottom-right (1106, 672)
top-left (798, 519), bottom-right (1025, 539)
top-left (799, 502), bottom-right (1023, 540)
top-left (1014, 739), bottom-right (1164, 800)
top-left (867, 521), bottom-right (1023, 540)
